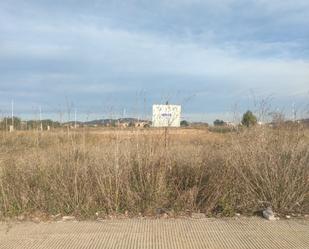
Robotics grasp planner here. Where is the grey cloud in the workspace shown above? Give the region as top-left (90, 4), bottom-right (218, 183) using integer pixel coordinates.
top-left (0, 0), bottom-right (309, 121)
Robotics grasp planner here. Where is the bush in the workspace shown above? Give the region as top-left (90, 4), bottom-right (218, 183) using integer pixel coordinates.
top-left (241, 111), bottom-right (257, 127)
top-left (213, 119), bottom-right (225, 126)
top-left (180, 120), bottom-right (189, 127)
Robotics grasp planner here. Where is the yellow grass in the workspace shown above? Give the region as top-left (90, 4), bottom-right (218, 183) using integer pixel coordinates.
top-left (0, 126), bottom-right (308, 219)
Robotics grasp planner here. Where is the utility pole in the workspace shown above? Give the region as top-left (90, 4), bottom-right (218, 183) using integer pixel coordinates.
top-left (74, 109), bottom-right (77, 129)
top-left (11, 100), bottom-right (14, 125)
top-left (10, 100), bottom-right (14, 132)
top-left (292, 102), bottom-right (297, 122)
top-left (39, 106), bottom-right (43, 131)
top-left (143, 95), bottom-right (146, 121)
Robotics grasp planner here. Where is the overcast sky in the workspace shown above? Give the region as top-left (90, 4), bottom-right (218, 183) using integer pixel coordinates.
top-left (0, 0), bottom-right (309, 122)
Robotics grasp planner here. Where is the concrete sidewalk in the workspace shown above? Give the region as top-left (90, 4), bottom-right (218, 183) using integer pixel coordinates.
top-left (0, 217), bottom-right (308, 249)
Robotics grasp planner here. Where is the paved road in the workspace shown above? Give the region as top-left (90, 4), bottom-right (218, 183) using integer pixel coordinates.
top-left (0, 217), bottom-right (308, 249)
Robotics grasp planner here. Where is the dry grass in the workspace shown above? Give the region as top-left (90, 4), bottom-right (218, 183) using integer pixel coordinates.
top-left (0, 126), bottom-right (308, 219)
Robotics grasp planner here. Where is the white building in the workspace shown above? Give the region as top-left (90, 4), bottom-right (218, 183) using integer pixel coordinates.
top-left (152, 104), bottom-right (181, 127)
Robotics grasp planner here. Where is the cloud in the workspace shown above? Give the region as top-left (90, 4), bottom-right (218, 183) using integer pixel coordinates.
top-left (0, 0), bottom-right (308, 120)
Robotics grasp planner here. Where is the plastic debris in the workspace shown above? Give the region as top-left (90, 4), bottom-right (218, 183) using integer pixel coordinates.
top-left (263, 207), bottom-right (276, 221)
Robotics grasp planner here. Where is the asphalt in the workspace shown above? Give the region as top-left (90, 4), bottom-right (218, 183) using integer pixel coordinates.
top-left (0, 217), bottom-right (308, 249)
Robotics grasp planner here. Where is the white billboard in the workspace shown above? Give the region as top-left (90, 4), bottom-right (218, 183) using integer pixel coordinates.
top-left (152, 104), bottom-right (181, 127)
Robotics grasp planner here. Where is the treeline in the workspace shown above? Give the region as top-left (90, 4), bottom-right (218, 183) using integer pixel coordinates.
top-left (0, 117), bottom-right (61, 131)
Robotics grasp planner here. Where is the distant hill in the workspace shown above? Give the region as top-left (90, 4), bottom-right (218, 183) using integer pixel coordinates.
top-left (62, 118), bottom-right (150, 127)
top-left (83, 118), bottom-right (149, 125)
top-left (190, 122), bottom-right (209, 127)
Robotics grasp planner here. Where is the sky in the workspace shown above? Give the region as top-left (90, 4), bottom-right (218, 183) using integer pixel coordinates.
top-left (0, 0), bottom-right (309, 122)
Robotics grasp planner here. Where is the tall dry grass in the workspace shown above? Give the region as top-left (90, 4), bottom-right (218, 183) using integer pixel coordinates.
top-left (0, 126), bottom-right (308, 218)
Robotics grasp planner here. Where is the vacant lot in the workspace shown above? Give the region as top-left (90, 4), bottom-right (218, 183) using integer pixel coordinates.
top-left (0, 126), bottom-right (308, 219)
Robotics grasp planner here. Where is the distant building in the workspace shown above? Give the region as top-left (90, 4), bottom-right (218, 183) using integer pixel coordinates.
top-left (135, 121), bottom-right (149, 128)
top-left (152, 104), bottom-right (181, 127)
top-left (225, 122), bottom-right (236, 127)
top-left (116, 122), bottom-right (129, 128)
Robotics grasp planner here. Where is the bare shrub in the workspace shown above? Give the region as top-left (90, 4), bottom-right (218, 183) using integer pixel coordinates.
top-left (0, 126), bottom-right (308, 218)
top-left (225, 126), bottom-right (309, 214)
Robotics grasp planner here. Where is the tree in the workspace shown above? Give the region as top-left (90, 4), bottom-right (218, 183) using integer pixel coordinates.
top-left (213, 119), bottom-right (225, 126)
top-left (0, 117), bottom-right (21, 130)
top-left (180, 120), bottom-right (189, 127)
top-left (241, 111), bottom-right (257, 127)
